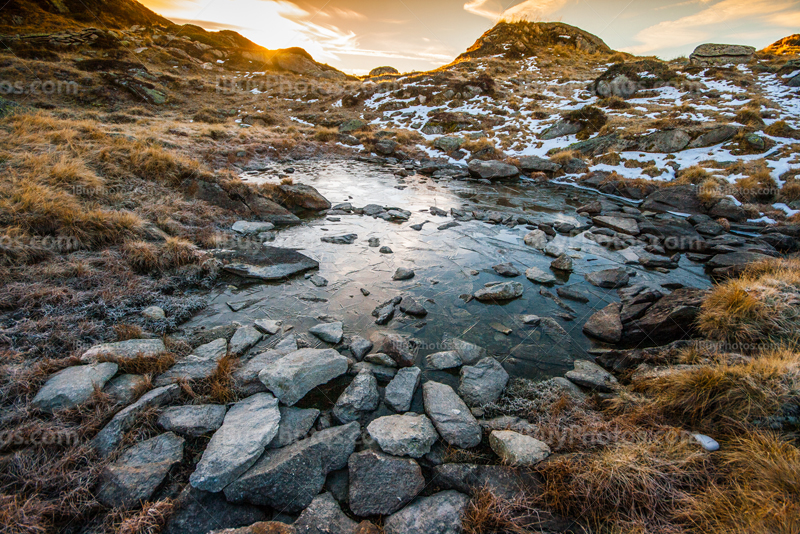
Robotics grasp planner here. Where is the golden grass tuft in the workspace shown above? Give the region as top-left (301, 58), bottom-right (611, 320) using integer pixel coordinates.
top-left (462, 487), bottom-right (534, 534)
top-left (735, 170), bottom-right (778, 203)
top-left (122, 238), bottom-right (199, 274)
top-left (675, 165), bottom-right (710, 185)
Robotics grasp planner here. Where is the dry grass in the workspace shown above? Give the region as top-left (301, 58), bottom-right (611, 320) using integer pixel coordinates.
top-left (675, 165), bottom-right (710, 185)
top-left (462, 487), bottom-right (535, 534)
top-left (735, 170), bottom-right (778, 203)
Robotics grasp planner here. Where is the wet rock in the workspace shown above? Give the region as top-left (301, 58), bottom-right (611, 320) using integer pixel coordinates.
top-left (624, 288), bottom-right (707, 344)
top-left (458, 357), bottom-right (509, 407)
top-left (521, 315), bottom-right (542, 325)
top-left (433, 464), bottom-right (542, 500)
top-left (557, 286), bottom-right (590, 303)
top-left (583, 303), bottom-right (623, 343)
top-left (489, 430), bottom-right (550, 466)
top-left (474, 281), bottom-right (524, 301)
top-left (269, 406), bottom-right (319, 449)
top-left (349, 450), bottom-right (425, 516)
top-left (229, 326), bottom-right (263, 357)
top-left (97, 432), bottom-right (184, 509)
top-left (333, 370), bottom-right (379, 423)
top-left (423, 381), bottom-right (482, 448)
top-left (93, 384), bottom-right (181, 457)
top-left (493, 262), bottom-right (521, 277)
top-left (525, 267), bottom-right (556, 284)
top-left (163, 485), bottom-right (266, 534)
top-left (255, 319), bottom-right (282, 335)
top-left (223, 422), bottom-right (360, 512)
top-left (32, 362), bottom-right (118, 413)
top-left (380, 246), bottom-right (393, 254)
top-left (468, 159), bottom-right (519, 180)
top-left (221, 247), bottom-right (319, 282)
top-left (258, 348), bottom-right (349, 406)
top-left (294, 492), bottom-right (357, 534)
top-left (438, 221), bottom-right (460, 230)
top-left (592, 215), bottom-right (639, 236)
top-left (638, 251), bottom-right (678, 269)
top-left (523, 229), bottom-right (548, 249)
top-left (393, 267), bottom-right (416, 280)
top-left (190, 393), bottom-right (281, 493)
top-left (103, 374), bottom-right (147, 405)
top-left (384, 367), bottom-right (422, 412)
top-left (349, 335), bottom-right (373, 361)
top-left (321, 234), bottom-right (358, 245)
top-left (80, 338), bottom-right (166, 363)
top-left (232, 221), bottom-right (275, 235)
top-left (550, 254), bottom-right (573, 272)
top-left (576, 200), bottom-right (603, 214)
top-left (640, 185), bottom-right (703, 216)
top-left (378, 334), bottom-right (417, 367)
top-left (447, 337), bottom-right (487, 365)
top-left (383, 490), bottom-right (470, 534)
top-left (690, 43), bottom-right (755, 66)
top-left (585, 267), bottom-right (630, 289)
top-left (309, 274), bottom-right (329, 287)
top-left (309, 321), bottom-right (344, 344)
top-left (565, 360), bottom-right (618, 392)
top-left (158, 404), bottom-right (227, 437)
top-left (399, 297), bottom-right (427, 316)
top-left (368, 413), bottom-right (438, 458)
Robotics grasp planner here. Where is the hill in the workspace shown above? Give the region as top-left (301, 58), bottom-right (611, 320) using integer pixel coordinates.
top-left (455, 21), bottom-right (612, 61)
top-left (763, 34), bottom-right (800, 56)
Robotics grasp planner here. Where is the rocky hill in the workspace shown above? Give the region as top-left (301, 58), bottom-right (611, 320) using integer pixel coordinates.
top-left (763, 34), bottom-right (800, 56)
top-left (456, 21), bottom-right (612, 61)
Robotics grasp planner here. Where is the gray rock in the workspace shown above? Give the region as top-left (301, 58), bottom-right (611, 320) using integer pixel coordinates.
top-left (380, 246), bottom-right (393, 254)
top-left (258, 348), bottom-right (349, 405)
top-left (332, 370), bottom-right (379, 423)
top-left (692, 433), bottom-right (720, 452)
top-left (517, 155), bottom-right (561, 173)
top-left (194, 338), bottom-right (229, 360)
top-left (592, 215), bottom-right (640, 236)
top-left (399, 297), bottom-right (427, 316)
top-left (254, 319), bottom-right (282, 335)
top-left (229, 326), bottom-right (263, 357)
top-left (163, 485), bottom-right (266, 534)
top-left (155, 339), bottom-right (228, 387)
top-left (690, 43), bottom-right (755, 66)
top-left (383, 490), bottom-right (470, 534)
top-left (474, 281), bottom-right (524, 301)
top-left (525, 267), bottom-right (556, 284)
top-left (550, 255), bottom-right (573, 272)
top-left (565, 360), bottom-right (618, 392)
top-left (349, 335), bottom-right (373, 360)
top-left (268, 406), bottom-right (320, 449)
top-left (636, 129), bottom-right (690, 153)
top-left (349, 450), bottom-right (425, 516)
top-left (458, 358), bottom-right (509, 407)
top-left (585, 268), bottom-right (630, 289)
top-left (447, 338), bottom-right (487, 365)
top-left (557, 286), bottom-right (590, 303)
top-left (492, 262), bottom-right (520, 277)
top-left (468, 159), bottom-right (519, 180)
top-left (321, 234), bottom-right (358, 245)
top-left (222, 247), bottom-right (319, 282)
top-left (433, 463), bottom-right (542, 500)
top-left (232, 221), bottom-right (275, 235)
top-left (80, 338), bottom-right (166, 363)
top-left (425, 351), bottom-right (462, 370)
top-left (232, 349), bottom-right (284, 395)
top-left (309, 322), bottom-right (344, 344)
top-left (523, 229), bottom-right (547, 249)
top-left (97, 432), bottom-right (184, 509)
top-left (102, 374), bottom-right (148, 405)
top-left (142, 306), bottom-right (165, 320)
top-left (583, 303), bottom-right (623, 343)
top-left (223, 422), bottom-right (360, 512)
top-left (294, 492), bottom-right (357, 534)
top-left (433, 136), bottom-right (463, 152)
top-left (159, 404), bottom-right (227, 437)
top-left (93, 384), bottom-right (180, 457)
top-left (32, 362), bottom-right (118, 413)
top-left (384, 367), bottom-right (421, 412)
top-left (489, 430), bottom-right (551, 466)
top-left (423, 381), bottom-right (482, 448)
top-left (367, 413), bottom-right (439, 458)
top-left (190, 393), bottom-right (281, 493)
top-left (274, 334), bottom-right (299, 354)
top-left (521, 315), bottom-right (541, 325)
top-left (363, 353), bottom-right (397, 368)
top-left (378, 334), bottom-right (417, 367)
top-left (350, 361), bottom-right (397, 381)
top-left (540, 119), bottom-right (582, 140)
top-left (393, 267), bottom-right (416, 280)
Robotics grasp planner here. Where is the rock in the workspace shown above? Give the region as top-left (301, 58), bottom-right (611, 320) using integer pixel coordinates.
top-left (333, 370), bottom-right (379, 423)
top-left (525, 267), bottom-right (556, 284)
top-left (592, 215), bottom-right (640, 236)
top-left (103, 374), bottom-right (148, 405)
top-left (154, 339), bottom-right (228, 387)
top-left (393, 267), bottom-right (415, 280)
top-left (309, 322), bottom-right (344, 344)
top-left (565, 360), bottom-right (618, 392)
top-left (349, 335), bottom-right (373, 360)
top-left (364, 353), bottom-right (397, 367)
top-left (380, 246), bottom-right (393, 254)
top-left (399, 297), bottom-right (427, 316)
top-left (32, 362), bottom-right (118, 413)
top-left (321, 234), bottom-right (358, 245)
top-left (583, 303), bottom-right (623, 343)
top-left (489, 430), bottom-right (551, 466)
top-left (423, 381), bottom-right (482, 448)
top-left (636, 129), bottom-right (690, 153)
top-left (550, 254), bottom-right (573, 272)
top-left (142, 306), bottom-right (165, 320)
top-left (80, 338), bottom-right (166, 363)
top-left (378, 334), bottom-right (417, 367)
top-left (624, 288), bottom-right (707, 344)
top-left (232, 221), bottom-right (275, 235)
top-left (294, 492), bottom-right (357, 534)
top-left (349, 450), bottom-right (425, 516)
top-left (273, 184), bottom-right (331, 211)
top-left (474, 281), bottom-right (524, 301)
top-left (468, 159), bottom-right (519, 180)
top-left (159, 405), bottom-right (227, 437)
top-left (434, 136), bottom-right (463, 152)
top-left (367, 413), bottom-right (438, 458)
top-left (521, 315), bottom-right (542, 325)
top-left (641, 185), bottom-right (703, 216)
top-left (458, 358), bottom-right (509, 407)
top-left (254, 319), bottom-right (282, 335)
top-left (688, 124), bottom-right (739, 148)
top-left (163, 485), bottom-right (267, 534)
top-left (383, 490), bottom-right (470, 534)
top-left (229, 326), bottom-right (263, 357)
top-left (93, 384), bottom-right (181, 457)
top-left (190, 394), bottom-right (281, 493)
top-left (523, 229), bottom-right (548, 249)
top-left (354, 522), bottom-right (381, 534)
top-left (207, 522), bottom-right (295, 534)
top-left (692, 433), bottom-right (720, 452)
top-left (585, 267), bottom-right (630, 289)
top-left (517, 155), bottom-right (561, 173)
top-left (557, 286), bottom-right (590, 303)
top-left (97, 432), bottom-right (184, 509)
top-left (232, 349), bottom-right (284, 395)
top-left (540, 119), bottom-right (582, 140)
top-left (309, 274), bottom-right (328, 287)
top-left (492, 262), bottom-right (521, 277)
top-left (448, 338), bottom-right (487, 365)
top-left (433, 464), bottom-right (542, 500)
top-left (384, 367), bottom-right (422, 412)
top-left (340, 119), bottom-right (366, 133)
top-left (258, 348), bottom-right (349, 405)
top-left (425, 350), bottom-right (463, 370)
top-left (690, 43), bottom-right (756, 66)
top-left (375, 139), bottom-right (398, 155)
top-left (269, 406), bottom-right (320, 449)
top-left (222, 247), bottom-right (319, 282)
top-left (350, 362), bottom-right (397, 381)
top-left (709, 197), bottom-right (747, 222)
top-left (707, 251), bottom-right (772, 271)
top-left (223, 422), bottom-right (360, 512)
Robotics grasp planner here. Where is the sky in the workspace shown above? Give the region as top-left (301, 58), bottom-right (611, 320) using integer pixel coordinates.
top-left (138, 0), bottom-right (800, 74)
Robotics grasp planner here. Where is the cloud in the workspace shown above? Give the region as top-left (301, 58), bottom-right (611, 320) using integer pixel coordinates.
top-left (464, 0), bottom-right (568, 21)
top-left (624, 0), bottom-right (800, 54)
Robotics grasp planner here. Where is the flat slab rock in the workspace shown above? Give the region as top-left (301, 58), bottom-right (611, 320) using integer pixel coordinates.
top-left (348, 450), bottom-right (425, 516)
top-left (294, 492), bottom-right (357, 534)
top-left (565, 360), bottom-right (618, 393)
top-left (383, 490), bottom-right (470, 534)
top-left (80, 338), bottom-right (165, 363)
top-left (158, 404), bottom-right (227, 437)
top-left (219, 247), bottom-right (319, 281)
top-left (367, 413), bottom-right (439, 458)
top-left (433, 463), bottom-right (542, 500)
top-left (458, 357), bottom-right (509, 407)
top-left (384, 366), bottom-right (421, 412)
top-left (474, 281), bottom-right (524, 301)
top-left (423, 381), bottom-right (482, 448)
top-left (32, 362), bottom-right (118, 413)
top-left (163, 484), bottom-right (267, 534)
top-left (489, 430), bottom-right (551, 466)
top-left (258, 348), bottom-right (349, 406)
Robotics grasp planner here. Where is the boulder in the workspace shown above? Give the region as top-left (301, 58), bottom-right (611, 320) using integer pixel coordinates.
top-left (423, 381), bottom-right (482, 448)
top-left (384, 366), bottom-right (422, 412)
top-left (636, 130), bottom-right (690, 153)
top-left (525, 267), bottom-right (556, 284)
top-left (640, 185), bottom-right (703, 215)
top-left (383, 491), bottom-right (470, 534)
top-left (467, 160), bottom-right (519, 180)
top-left (223, 422), bottom-right (360, 512)
top-left (378, 334), bottom-right (417, 367)
top-left (523, 229), bottom-right (548, 249)
top-left (393, 267), bottom-right (416, 280)
top-left (294, 492), bottom-right (357, 534)
top-left (103, 373), bottom-right (148, 405)
top-left (367, 413), bottom-right (439, 458)
top-left (447, 337), bottom-right (487, 365)
top-left (585, 268), bottom-right (630, 289)
top-left (690, 43), bottom-right (756, 66)
top-left (348, 450), bottom-right (425, 516)
top-left (268, 406), bottom-right (320, 449)
top-left (232, 221), bottom-right (275, 235)
top-left (709, 197), bottom-right (747, 222)
top-left (80, 338), bottom-right (165, 363)
top-left (517, 155), bottom-right (562, 173)
top-left (158, 404), bottom-right (227, 437)
top-left (232, 349), bottom-right (284, 395)
top-left (272, 183), bottom-right (331, 212)
top-left (221, 247), bottom-right (319, 281)
top-left (583, 303), bottom-right (623, 343)
top-left (332, 370), bottom-right (379, 423)
top-left (550, 254), bottom-right (573, 272)
top-left (492, 262), bottom-right (521, 277)
top-left (425, 350), bottom-right (463, 370)
top-left (458, 358), bottom-right (509, 406)
top-left (349, 335), bottom-right (373, 360)
top-left (565, 360), bottom-right (618, 392)
top-left (592, 215), bottom-right (639, 236)
top-left (399, 297), bottom-right (428, 316)
top-left (164, 485), bottom-right (266, 534)
top-left (624, 288), bottom-right (708, 344)
top-left (97, 432), bottom-right (184, 509)
top-left (190, 393), bottom-right (281, 493)
top-left (258, 348), bottom-right (349, 405)
top-left (489, 430), bottom-right (551, 466)
top-left (32, 362), bottom-right (118, 413)
top-left (309, 322), bottom-right (344, 344)
top-left (474, 281), bottom-right (524, 301)
top-left (540, 119), bottom-right (582, 140)
top-left (155, 338), bottom-right (228, 387)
